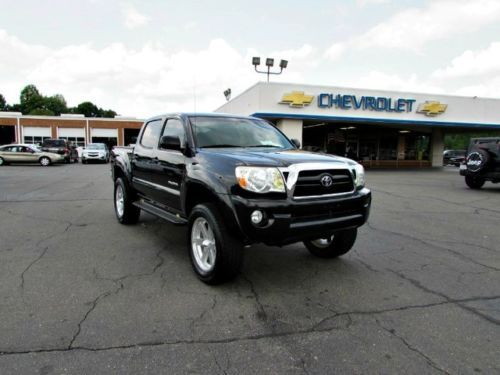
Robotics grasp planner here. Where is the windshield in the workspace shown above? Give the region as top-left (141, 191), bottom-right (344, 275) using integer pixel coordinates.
top-left (189, 116), bottom-right (294, 149)
top-left (87, 144), bottom-right (105, 150)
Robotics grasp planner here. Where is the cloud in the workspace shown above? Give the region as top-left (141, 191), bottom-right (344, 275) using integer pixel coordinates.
top-left (325, 0), bottom-right (500, 60)
top-left (339, 71), bottom-right (444, 95)
top-left (0, 29), bottom-right (313, 116)
top-left (356, 0), bottom-right (390, 7)
top-left (122, 4), bottom-right (150, 29)
top-left (432, 41), bottom-right (500, 78)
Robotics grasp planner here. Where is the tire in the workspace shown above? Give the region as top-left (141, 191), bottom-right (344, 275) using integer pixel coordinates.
top-left (466, 149), bottom-right (489, 173)
top-left (39, 157), bottom-right (51, 167)
top-left (82, 159), bottom-right (87, 164)
top-left (465, 175), bottom-right (485, 190)
top-left (114, 177), bottom-right (140, 224)
top-left (304, 228), bottom-right (358, 258)
top-left (187, 203), bottom-right (243, 284)
top-left (0, 157), bottom-right (5, 166)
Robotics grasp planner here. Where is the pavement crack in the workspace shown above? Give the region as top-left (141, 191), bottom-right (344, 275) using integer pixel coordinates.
top-left (68, 284), bottom-right (123, 349)
top-left (390, 270), bottom-right (500, 325)
top-left (367, 222), bottom-right (500, 272)
top-left (1, 292), bottom-right (499, 357)
top-left (19, 246), bottom-right (49, 291)
top-left (241, 274), bottom-right (267, 321)
top-left (375, 319), bottom-right (450, 374)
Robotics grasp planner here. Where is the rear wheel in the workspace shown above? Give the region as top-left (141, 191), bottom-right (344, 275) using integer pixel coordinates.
top-left (188, 203), bottom-right (243, 284)
top-left (465, 175), bottom-right (485, 189)
top-left (114, 177), bottom-right (140, 224)
top-left (304, 228), bottom-right (357, 258)
top-left (0, 157), bottom-right (5, 166)
top-left (39, 157), bottom-right (51, 166)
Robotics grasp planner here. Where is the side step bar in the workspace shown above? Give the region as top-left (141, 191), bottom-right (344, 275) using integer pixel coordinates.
top-left (133, 200), bottom-right (187, 225)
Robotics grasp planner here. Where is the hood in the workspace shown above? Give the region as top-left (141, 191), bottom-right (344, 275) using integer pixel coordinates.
top-left (198, 148), bottom-right (355, 168)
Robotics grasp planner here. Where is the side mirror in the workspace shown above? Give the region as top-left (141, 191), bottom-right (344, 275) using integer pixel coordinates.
top-left (159, 135), bottom-right (182, 151)
top-left (291, 138), bottom-right (301, 149)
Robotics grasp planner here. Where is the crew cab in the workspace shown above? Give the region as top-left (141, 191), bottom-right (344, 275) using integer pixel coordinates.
top-left (111, 113), bottom-right (371, 284)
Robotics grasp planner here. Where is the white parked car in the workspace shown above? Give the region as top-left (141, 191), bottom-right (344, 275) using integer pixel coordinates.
top-left (82, 143), bottom-right (110, 164)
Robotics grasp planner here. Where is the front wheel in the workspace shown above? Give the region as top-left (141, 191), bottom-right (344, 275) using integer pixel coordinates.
top-left (304, 228), bottom-right (358, 258)
top-left (188, 203), bottom-right (243, 284)
top-left (114, 178), bottom-right (140, 224)
top-left (39, 157), bottom-right (51, 166)
top-left (0, 157), bottom-right (5, 166)
top-left (465, 175), bottom-right (485, 189)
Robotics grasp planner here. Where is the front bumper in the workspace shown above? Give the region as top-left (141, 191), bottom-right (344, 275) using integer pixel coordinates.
top-left (231, 188), bottom-right (371, 246)
top-left (83, 154), bottom-right (106, 161)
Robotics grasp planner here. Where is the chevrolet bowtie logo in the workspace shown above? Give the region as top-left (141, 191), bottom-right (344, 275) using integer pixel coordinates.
top-left (417, 101), bottom-right (448, 116)
top-left (280, 91), bottom-right (314, 108)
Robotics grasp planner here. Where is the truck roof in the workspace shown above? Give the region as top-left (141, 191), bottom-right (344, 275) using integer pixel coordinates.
top-left (145, 112), bottom-right (260, 121)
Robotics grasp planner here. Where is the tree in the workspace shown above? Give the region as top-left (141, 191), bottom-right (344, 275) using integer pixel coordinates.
top-left (29, 108), bottom-right (55, 116)
top-left (0, 94), bottom-right (6, 111)
top-left (20, 84), bottom-right (44, 114)
top-left (45, 94), bottom-right (68, 115)
top-left (100, 109), bottom-right (117, 118)
top-left (73, 101), bottom-right (100, 117)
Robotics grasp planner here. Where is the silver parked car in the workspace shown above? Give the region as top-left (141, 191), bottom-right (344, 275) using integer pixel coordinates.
top-left (0, 144), bottom-right (65, 166)
top-left (82, 143), bottom-right (110, 164)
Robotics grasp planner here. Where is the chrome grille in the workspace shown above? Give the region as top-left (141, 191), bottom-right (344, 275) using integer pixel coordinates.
top-left (293, 169), bottom-right (354, 198)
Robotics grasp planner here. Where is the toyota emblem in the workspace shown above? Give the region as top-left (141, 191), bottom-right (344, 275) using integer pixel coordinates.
top-left (320, 174), bottom-right (333, 187)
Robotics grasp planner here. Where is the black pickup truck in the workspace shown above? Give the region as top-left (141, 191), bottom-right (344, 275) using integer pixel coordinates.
top-left (111, 113), bottom-right (371, 284)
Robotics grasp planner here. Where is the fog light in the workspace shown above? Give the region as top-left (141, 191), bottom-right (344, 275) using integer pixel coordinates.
top-left (251, 210), bottom-right (264, 224)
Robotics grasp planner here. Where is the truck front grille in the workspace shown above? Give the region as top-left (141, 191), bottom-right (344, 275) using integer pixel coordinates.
top-left (293, 169), bottom-right (354, 198)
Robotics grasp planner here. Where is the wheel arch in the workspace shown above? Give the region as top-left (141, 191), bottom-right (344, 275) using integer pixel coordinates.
top-left (184, 181), bottom-right (244, 238)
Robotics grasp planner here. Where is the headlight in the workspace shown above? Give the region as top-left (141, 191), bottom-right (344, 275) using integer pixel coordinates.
top-left (353, 164), bottom-right (365, 187)
top-left (235, 166), bottom-right (285, 193)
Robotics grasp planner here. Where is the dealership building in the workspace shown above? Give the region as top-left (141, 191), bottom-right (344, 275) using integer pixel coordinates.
top-left (1, 81), bottom-right (500, 167)
top-left (0, 113), bottom-right (143, 149)
top-left (216, 82), bottom-right (500, 167)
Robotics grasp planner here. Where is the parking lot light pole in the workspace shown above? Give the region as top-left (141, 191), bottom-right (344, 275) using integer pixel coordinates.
top-left (252, 57), bottom-right (288, 82)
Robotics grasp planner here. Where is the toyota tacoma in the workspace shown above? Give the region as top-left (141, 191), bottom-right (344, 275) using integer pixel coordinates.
top-left (111, 113), bottom-right (371, 284)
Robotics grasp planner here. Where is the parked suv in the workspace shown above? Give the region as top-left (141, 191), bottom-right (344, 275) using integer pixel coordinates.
top-left (111, 113), bottom-right (371, 284)
top-left (82, 143), bottom-right (110, 164)
top-left (460, 137), bottom-right (500, 189)
top-left (41, 139), bottom-right (79, 163)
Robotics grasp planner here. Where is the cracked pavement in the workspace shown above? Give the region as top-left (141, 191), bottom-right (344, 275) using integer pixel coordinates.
top-left (0, 165), bottom-right (499, 374)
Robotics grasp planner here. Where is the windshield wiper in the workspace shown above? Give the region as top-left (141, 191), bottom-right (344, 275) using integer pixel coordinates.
top-left (245, 145), bottom-right (281, 148)
top-left (201, 144), bottom-right (241, 148)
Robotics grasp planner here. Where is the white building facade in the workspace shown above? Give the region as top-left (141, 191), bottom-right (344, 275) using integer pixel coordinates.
top-left (216, 82), bottom-right (500, 167)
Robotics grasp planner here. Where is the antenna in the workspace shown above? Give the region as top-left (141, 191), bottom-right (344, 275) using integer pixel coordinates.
top-left (193, 74), bottom-right (197, 114)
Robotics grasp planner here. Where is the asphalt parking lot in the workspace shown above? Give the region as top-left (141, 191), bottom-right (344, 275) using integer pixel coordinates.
top-left (0, 163), bottom-right (498, 374)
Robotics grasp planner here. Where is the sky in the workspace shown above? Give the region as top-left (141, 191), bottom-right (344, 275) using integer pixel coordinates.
top-left (1, 0), bottom-right (500, 118)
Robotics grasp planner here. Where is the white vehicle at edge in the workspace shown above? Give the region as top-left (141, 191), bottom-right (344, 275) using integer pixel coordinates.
top-left (82, 143), bottom-right (110, 164)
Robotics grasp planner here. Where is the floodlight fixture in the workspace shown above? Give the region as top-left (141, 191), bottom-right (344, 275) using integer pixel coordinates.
top-left (252, 56), bottom-right (288, 82)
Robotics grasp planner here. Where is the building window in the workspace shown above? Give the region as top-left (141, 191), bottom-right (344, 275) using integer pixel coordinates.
top-left (58, 136), bottom-right (85, 147)
top-left (23, 136), bottom-right (51, 147)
